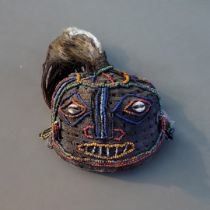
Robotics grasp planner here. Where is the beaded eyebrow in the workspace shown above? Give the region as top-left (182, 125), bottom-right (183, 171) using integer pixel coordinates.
top-left (39, 27), bottom-right (175, 172)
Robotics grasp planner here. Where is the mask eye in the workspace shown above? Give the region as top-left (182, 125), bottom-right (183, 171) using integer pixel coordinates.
top-left (67, 103), bottom-right (82, 115)
top-left (112, 94), bottom-right (153, 124)
top-left (59, 99), bottom-right (87, 118)
top-left (131, 101), bottom-right (146, 113)
top-left (57, 92), bottom-right (91, 127)
top-left (124, 99), bottom-right (151, 116)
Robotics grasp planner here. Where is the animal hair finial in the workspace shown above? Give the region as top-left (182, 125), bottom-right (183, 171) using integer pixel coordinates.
top-left (42, 27), bottom-right (109, 107)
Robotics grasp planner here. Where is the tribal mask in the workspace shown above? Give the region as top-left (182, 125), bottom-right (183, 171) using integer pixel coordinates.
top-left (40, 27), bottom-right (174, 172)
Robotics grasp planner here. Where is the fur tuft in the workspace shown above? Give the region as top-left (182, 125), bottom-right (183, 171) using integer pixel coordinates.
top-left (65, 27), bottom-right (103, 53)
top-left (42, 27), bottom-right (109, 107)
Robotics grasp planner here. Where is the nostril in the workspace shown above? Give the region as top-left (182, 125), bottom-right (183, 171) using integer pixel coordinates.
top-left (113, 128), bottom-right (125, 141)
top-left (83, 125), bottom-right (94, 139)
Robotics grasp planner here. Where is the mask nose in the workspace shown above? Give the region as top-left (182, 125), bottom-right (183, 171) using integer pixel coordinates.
top-left (94, 87), bottom-right (109, 140)
top-left (84, 87), bottom-right (126, 141)
top-left (83, 125), bottom-right (125, 141)
top-left (83, 125), bottom-right (109, 140)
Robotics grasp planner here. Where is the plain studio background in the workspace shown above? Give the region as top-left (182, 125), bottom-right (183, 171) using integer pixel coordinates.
top-left (0, 0), bottom-right (210, 210)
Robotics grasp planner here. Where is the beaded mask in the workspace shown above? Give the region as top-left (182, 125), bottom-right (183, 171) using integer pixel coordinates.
top-left (40, 27), bottom-right (174, 172)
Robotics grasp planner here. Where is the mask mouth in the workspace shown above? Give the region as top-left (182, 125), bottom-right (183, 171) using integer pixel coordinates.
top-left (50, 120), bottom-right (165, 170)
top-left (77, 142), bottom-right (135, 160)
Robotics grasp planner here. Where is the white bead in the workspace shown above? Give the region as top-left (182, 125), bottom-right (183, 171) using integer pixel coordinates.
top-left (132, 101), bottom-right (145, 113)
top-left (67, 103), bottom-right (81, 115)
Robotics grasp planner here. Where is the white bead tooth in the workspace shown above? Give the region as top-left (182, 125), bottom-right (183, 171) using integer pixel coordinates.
top-left (106, 148), bottom-right (110, 157)
top-left (123, 144), bottom-right (128, 153)
top-left (115, 147), bottom-right (118, 156)
top-left (99, 146), bottom-right (102, 156)
top-left (91, 146), bottom-right (96, 154)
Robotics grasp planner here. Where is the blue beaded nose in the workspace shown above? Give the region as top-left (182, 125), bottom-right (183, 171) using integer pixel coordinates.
top-left (94, 87), bottom-right (109, 140)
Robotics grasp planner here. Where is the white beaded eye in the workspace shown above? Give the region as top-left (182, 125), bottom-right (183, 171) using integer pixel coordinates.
top-left (131, 101), bottom-right (146, 113)
top-left (67, 103), bottom-right (81, 115)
